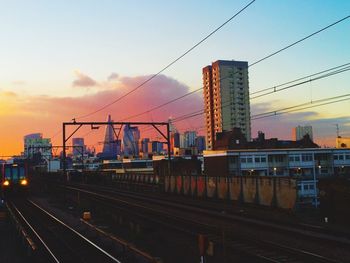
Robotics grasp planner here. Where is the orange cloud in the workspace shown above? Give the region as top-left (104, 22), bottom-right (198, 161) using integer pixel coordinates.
top-left (0, 74), bottom-right (204, 156)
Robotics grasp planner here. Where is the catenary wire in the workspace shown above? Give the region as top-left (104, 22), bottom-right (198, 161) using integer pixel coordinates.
top-left (73, 0), bottom-right (256, 120)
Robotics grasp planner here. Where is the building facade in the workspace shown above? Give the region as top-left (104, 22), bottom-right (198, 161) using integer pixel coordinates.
top-left (24, 133), bottom-right (52, 159)
top-left (293, 125), bottom-right (313, 141)
top-left (72, 138), bottom-right (85, 157)
top-left (204, 148), bottom-right (350, 206)
top-left (123, 124), bottom-right (140, 157)
top-left (101, 115), bottom-right (120, 158)
top-left (184, 131), bottom-right (197, 148)
top-left (203, 60), bottom-right (251, 150)
top-left (336, 137), bottom-right (350, 148)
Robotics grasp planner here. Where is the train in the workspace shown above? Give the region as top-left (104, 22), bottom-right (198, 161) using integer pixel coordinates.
top-left (1, 162), bottom-right (29, 195)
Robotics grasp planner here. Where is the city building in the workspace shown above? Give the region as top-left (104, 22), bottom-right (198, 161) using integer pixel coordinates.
top-left (123, 124), bottom-right (140, 157)
top-left (170, 131), bottom-right (180, 153)
top-left (196, 136), bottom-right (206, 152)
top-left (24, 133), bottom-right (52, 159)
top-left (336, 137), bottom-right (350, 148)
top-left (203, 60), bottom-right (251, 150)
top-left (72, 138), bottom-right (85, 157)
top-left (149, 141), bottom-right (164, 154)
top-left (101, 115), bottom-right (121, 158)
top-left (141, 138), bottom-right (150, 154)
top-left (293, 125), bottom-right (313, 141)
top-left (184, 131), bottom-right (197, 148)
top-left (203, 147), bottom-right (350, 207)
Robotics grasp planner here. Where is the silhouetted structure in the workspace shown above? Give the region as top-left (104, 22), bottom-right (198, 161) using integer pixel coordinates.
top-left (214, 128), bottom-right (319, 150)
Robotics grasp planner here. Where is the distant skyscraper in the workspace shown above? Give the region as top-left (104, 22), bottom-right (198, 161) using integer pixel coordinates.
top-left (196, 136), bottom-right (206, 152)
top-left (203, 60), bottom-right (251, 150)
top-left (101, 115), bottom-right (119, 158)
top-left (293, 125), bottom-right (313, 141)
top-left (123, 124), bottom-right (140, 157)
top-left (171, 131), bottom-right (180, 152)
top-left (184, 131), bottom-right (197, 148)
top-left (72, 138), bottom-right (85, 156)
top-left (141, 138), bottom-right (150, 154)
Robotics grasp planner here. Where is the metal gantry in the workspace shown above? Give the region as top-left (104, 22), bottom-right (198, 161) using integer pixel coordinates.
top-left (62, 121), bottom-right (171, 179)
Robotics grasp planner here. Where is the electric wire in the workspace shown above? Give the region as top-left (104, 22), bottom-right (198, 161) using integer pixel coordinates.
top-left (118, 16), bottom-right (350, 122)
top-left (73, 0), bottom-right (256, 120)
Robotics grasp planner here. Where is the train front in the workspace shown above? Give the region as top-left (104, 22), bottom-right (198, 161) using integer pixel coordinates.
top-left (1, 163), bottom-right (29, 196)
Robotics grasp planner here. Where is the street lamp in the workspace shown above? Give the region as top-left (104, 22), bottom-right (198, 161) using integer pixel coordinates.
top-left (297, 167), bottom-right (301, 176)
top-left (273, 167), bottom-right (277, 176)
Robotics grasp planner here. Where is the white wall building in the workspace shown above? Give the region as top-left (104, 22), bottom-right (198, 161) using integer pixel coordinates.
top-left (293, 125), bottom-right (313, 141)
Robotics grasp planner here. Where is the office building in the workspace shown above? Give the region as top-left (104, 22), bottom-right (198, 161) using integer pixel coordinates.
top-left (196, 136), bottom-right (206, 152)
top-left (72, 138), bottom-right (85, 157)
top-left (123, 124), bottom-right (140, 157)
top-left (24, 133), bottom-right (52, 159)
top-left (293, 125), bottom-right (313, 141)
top-left (203, 60), bottom-right (251, 150)
top-left (101, 115), bottom-right (121, 158)
top-left (184, 131), bottom-right (197, 148)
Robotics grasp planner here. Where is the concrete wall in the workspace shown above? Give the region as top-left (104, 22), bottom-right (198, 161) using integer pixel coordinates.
top-left (164, 175), bottom-right (297, 209)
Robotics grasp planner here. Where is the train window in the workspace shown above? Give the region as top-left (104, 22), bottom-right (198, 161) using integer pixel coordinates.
top-left (12, 168), bottom-right (18, 180)
top-left (20, 167), bottom-right (25, 178)
top-left (5, 168), bottom-right (11, 179)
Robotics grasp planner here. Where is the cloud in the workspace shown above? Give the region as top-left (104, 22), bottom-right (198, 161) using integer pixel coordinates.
top-left (72, 71), bottom-right (97, 87)
top-left (0, 74), bottom-right (204, 155)
top-left (107, 72), bottom-right (119, 81)
top-left (251, 102), bottom-right (350, 146)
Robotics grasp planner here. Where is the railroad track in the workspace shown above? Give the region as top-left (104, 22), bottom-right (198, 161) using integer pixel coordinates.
top-left (7, 199), bottom-right (121, 263)
top-left (61, 184), bottom-right (345, 262)
top-left (67, 182), bottom-right (350, 246)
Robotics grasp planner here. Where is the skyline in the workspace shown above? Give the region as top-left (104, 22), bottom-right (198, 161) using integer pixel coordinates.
top-left (1, 0), bottom-right (350, 156)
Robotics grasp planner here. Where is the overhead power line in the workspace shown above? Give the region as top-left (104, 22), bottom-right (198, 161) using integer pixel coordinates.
top-left (73, 0), bottom-right (256, 120)
top-left (252, 93), bottom-right (350, 120)
top-left (168, 63), bottom-right (350, 123)
top-left (249, 15), bottom-right (350, 67)
top-left (250, 62), bottom-right (350, 95)
top-left (120, 16), bottom-right (350, 122)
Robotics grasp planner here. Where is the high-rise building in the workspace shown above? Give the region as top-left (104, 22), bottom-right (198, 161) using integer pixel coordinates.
top-left (101, 115), bottom-right (120, 158)
top-left (293, 125), bottom-right (313, 141)
top-left (184, 131), bottom-right (197, 148)
top-left (203, 60), bottom-right (251, 150)
top-left (196, 136), bottom-right (206, 152)
top-left (123, 124), bottom-right (140, 157)
top-left (141, 138), bottom-right (150, 154)
top-left (24, 133), bottom-right (52, 159)
top-left (72, 138), bottom-right (85, 157)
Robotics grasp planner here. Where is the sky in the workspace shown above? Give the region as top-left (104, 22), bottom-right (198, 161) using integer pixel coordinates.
top-left (0, 0), bottom-right (349, 156)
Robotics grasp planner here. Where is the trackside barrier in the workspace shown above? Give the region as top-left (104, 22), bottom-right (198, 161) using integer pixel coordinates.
top-left (164, 175), bottom-right (297, 209)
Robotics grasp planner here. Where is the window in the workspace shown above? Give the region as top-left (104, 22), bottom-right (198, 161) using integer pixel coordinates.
top-left (302, 154), bottom-right (313, 162)
top-left (289, 155), bottom-right (301, 162)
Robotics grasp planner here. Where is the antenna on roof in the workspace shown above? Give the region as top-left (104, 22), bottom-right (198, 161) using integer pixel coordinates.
top-left (335, 124), bottom-right (340, 138)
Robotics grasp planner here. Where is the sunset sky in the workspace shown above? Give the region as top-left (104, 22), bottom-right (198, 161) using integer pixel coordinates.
top-left (0, 0), bottom-right (349, 156)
